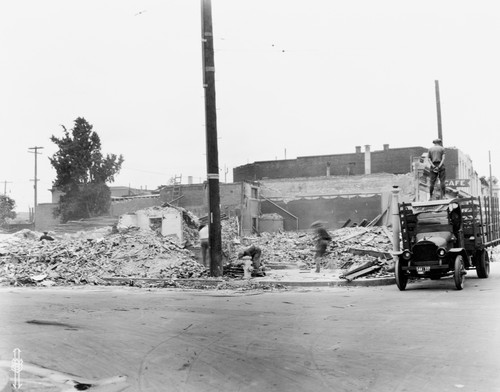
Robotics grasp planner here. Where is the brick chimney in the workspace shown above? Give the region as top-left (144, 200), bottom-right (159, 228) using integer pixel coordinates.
top-left (383, 144), bottom-right (389, 151)
top-left (355, 146), bottom-right (361, 153)
top-left (365, 145), bottom-right (371, 174)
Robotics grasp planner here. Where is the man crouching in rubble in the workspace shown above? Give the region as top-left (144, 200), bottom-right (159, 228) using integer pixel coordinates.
top-left (238, 245), bottom-right (265, 277)
top-left (311, 221), bottom-right (332, 273)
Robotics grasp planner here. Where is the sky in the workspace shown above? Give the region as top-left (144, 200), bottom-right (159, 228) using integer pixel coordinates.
top-left (1, 0), bottom-right (500, 212)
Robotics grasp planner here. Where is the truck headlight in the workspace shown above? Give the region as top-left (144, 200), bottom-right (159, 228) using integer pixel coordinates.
top-left (402, 250), bottom-right (412, 261)
top-left (437, 247), bottom-right (447, 258)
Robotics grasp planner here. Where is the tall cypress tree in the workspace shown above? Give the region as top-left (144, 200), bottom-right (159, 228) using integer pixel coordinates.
top-left (50, 117), bottom-right (124, 222)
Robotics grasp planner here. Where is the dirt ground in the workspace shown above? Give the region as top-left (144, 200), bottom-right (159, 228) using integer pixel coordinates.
top-left (1, 263), bottom-right (500, 392)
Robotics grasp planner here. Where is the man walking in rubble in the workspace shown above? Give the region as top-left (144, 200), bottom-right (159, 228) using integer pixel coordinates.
top-left (311, 221), bottom-right (332, 273)
top-left (428, 138), bottom-right (446, 200)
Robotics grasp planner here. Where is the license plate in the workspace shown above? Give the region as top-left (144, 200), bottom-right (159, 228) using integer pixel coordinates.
top-left (417, 266), bottom-right (431, 273)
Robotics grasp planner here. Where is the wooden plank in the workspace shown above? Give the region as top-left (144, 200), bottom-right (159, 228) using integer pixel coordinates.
top-left (343, 265), bottom-right (381, 281)
top-left (346, 247), bottom-right (392, 260)
top-left (381, 226), bottom-right (393, 244)
top-left (367, 209), bottom-right (388, 227)
top-left (341, 219), bottom-right (352, 228)
top-left (343, 260), bottom-right (375, 277)
top-left (336, 228), bottom-right (367, 243)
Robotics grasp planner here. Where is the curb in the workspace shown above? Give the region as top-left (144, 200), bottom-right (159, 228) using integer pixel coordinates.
top-left (253, 277), bottom-right (396, 288)
top-left (100, 276), bottom-right (396, 288)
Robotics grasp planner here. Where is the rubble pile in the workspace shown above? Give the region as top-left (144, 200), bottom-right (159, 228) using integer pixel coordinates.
top-left (230, 226), bottom-right (394, 279)
top-left (0, 227), bottom-right (207, 286)
top-left (234, 231), bottom-right (313, 265)
top-left (181, 208), bottom-right (201, 247)
top-left (221, 217), bottom-right (240, 261)
top-left (0, 217), bottom-right (395, 286)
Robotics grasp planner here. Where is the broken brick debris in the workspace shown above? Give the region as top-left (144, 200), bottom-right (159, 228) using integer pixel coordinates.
top-left (223, 225), bottom-right (394, 281)
top-left (0, 227), bottom-right (207, 287)
top-left (0, 218), bottom-right (395, 287)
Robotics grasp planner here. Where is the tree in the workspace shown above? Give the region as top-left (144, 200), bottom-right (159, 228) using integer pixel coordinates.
top-left (50, 117), bottom-right (124, 222)
top-left (0, 195), bottom-right (16, 225)
top-left (480, 176), bottom-right (498, 187)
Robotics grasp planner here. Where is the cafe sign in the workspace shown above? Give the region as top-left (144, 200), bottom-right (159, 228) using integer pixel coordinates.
top-left (445, 179), bottom-right (470, 188)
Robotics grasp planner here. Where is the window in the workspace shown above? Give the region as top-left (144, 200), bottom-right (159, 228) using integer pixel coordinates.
top-left (251, 187), bottom-right (258, 199)
top-left (149, 217), bottom-right (162, 233)
top-left (252, 217), bottom-right (258, 234)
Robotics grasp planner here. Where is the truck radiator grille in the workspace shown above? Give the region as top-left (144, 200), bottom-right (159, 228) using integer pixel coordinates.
top-left (413, 244), bottom-right (438, 264)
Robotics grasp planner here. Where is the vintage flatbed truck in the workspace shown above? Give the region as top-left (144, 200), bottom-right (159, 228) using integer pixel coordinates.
top-left (395, 196), bottom-right (500, 290)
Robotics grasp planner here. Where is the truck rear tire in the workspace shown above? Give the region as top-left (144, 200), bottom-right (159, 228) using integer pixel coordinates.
top-left (395, 258), bottom-right (408, 291)
top-left (476, 250), bottom-right (490, 279)
top-left (454, 255), bottom-right (465, 290)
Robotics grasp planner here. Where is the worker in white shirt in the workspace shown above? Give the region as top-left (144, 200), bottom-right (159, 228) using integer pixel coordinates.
top-left (199, 225), bottom-right (209, 267)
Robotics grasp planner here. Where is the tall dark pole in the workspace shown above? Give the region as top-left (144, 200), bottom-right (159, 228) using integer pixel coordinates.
top-left (435, 80), bottom-right (443, 143)
top-left (201, 0), bottom-right (222, 277)
top-left (489, 150), bottom-right (493, 210)
top-left (28, 146), bottom-right (44, 223)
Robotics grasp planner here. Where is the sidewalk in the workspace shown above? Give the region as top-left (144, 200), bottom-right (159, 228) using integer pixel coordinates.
top-left (252, 268), bottom-right (396, 287)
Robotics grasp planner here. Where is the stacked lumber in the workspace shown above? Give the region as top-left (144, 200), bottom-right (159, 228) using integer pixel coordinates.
top-left (0, 227), bottom-right (207, 286)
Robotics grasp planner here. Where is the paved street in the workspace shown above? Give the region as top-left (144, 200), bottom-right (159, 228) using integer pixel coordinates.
top-left (1, 262), bottom-right (500, 392)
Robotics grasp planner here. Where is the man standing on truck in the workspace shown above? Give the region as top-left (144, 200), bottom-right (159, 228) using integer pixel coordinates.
top-left (428, 138), bottom-right (446, 200)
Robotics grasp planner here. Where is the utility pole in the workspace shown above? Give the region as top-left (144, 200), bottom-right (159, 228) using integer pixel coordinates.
top-left (28, 146), bottom-right (44, 223)
top-left (489, 150), bottom-right (493, 216)
top-left (435, 80), bottom-right (443, 143)
top-left (201, 0), bottom-right (222, 277)
top-left (2, 180), bottom-right (12, 195)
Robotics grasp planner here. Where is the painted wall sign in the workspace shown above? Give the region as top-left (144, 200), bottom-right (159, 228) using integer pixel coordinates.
top-left (445, 179), bottom-right (470, 187)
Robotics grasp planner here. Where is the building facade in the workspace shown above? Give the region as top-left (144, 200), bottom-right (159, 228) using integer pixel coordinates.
top-left (159, 181), bottom-right (260, 236)
top-left (234, 145), bottom-right (428, 181)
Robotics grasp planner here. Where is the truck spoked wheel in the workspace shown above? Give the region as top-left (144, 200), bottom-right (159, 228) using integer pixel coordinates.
top-left (395, 258), bottom-right (408, 291)
top-left (454, 255), bottom-right (466, 290)
top-left (476, 250), bottom-right (490, 279)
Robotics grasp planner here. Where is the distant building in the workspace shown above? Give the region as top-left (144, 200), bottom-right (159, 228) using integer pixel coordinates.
top-left (159, 181), bottom-right (260, 236)
top-left (234, 144), bottom-right (482, 198)
top-left (232, 144), bottom-right (485, 230)
top-left (35, 186), bottom-right (161, 232)
top-left (233, 145), bottom-right (427, 180)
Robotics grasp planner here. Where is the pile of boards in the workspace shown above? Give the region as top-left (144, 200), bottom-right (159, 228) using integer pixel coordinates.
top-left (0, 227), bottom-right (207, 286)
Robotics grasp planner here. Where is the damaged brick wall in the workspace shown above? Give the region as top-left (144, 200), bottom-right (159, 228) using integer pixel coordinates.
top-left (259, 173), bottom-right (414, 200)
top-left (109, 197), bottom-right (163, 217)
top-left (259, 173), bottom-right (415, 230)
top-left (233, 146), bottom-right (428, 181)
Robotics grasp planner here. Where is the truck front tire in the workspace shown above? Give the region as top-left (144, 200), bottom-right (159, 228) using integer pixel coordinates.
top-left (395, 258), bottom-right (408, 291)
top-left (454, 255), bottom-right (465, 290)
